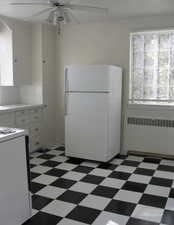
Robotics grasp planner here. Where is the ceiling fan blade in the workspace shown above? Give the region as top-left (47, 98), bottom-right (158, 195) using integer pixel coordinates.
top-left (63, 4), bottom-right (108, 13)
top-left (62, 10), bottom-right (71, 23)
top-left (10, 2), bottom-right (51, 6)
top-left (30, 7), bottom-right (54, 18)
top-left (65, 8), bottom-right (79, 24)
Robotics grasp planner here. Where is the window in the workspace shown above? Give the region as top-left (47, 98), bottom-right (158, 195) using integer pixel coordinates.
top-left (129, 30), bottom-right (174, 105)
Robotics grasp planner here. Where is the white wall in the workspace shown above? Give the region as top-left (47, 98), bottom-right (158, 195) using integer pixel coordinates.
top-left (56, 15), bottom-right (174, 151)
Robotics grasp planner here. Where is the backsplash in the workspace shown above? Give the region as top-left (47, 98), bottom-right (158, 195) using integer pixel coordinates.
top-left (0, 87), bottom-right (20, 105)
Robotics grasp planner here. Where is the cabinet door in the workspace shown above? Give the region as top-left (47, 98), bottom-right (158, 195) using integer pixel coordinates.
top-left (13, 22), bottom-right (32, 85)
top-left (65, 93), bottom-right (108, 161)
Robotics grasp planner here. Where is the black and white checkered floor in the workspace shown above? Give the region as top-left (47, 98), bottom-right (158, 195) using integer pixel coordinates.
top-left (24, 146), bottom-right (174, 225)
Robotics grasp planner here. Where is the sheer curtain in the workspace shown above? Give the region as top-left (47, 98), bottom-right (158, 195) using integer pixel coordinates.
top-left (130, 31), bottom-right (174, 102)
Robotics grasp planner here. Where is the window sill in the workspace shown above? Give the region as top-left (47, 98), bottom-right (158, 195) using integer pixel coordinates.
top-left (128, 102), bottom-right (174, 110)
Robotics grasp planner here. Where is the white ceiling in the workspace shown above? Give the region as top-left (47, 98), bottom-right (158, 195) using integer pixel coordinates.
top-left (0, 0), bottom-right (174, 23)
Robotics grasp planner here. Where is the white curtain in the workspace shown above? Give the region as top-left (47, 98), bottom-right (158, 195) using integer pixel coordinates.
top-left (131, 31), bottom-right (174, 101)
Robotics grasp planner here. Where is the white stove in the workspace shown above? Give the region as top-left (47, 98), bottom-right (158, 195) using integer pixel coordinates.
top-left (0, 127), bottom-right (31, 225)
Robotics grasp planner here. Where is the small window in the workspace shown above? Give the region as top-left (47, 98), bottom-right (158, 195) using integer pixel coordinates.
top-left (129, 30), bottom-right (174, 105)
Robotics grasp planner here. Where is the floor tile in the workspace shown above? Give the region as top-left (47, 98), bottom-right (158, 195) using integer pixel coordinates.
top-left (51, 156), bottom-right (68, 163)
top-left (134, 168), bottom-right (155, 176)
top-left (30, 152), bottom-right (43, 158)
top-left (81, 174), bottom-right (104, 184)
top-left (169, 188), bottom-right (174, 198)
top-left (62, 171), bottom-right (86, 181)
top-left (92, 211), bottom-right (129, 225)
top-left (109, 171), bottom-right (131, 180)
top-left (139, 193), bottom-right (167, 208)
top-left (30, 182), bottom-right (46, 194)
top-left (32, 195), bottom-right (52, 210)
top-left (57, 218), bottom-right (88, 225)
top-left (36, 186), bottom-right (66, 199)
top-left (30, 158), bottom-right (47, 165)
top-left (98, 163), bottom-right (117, 170)
top-left (56, 163), bottom-right (78, 171)
top-left (45, 168), bottom-right (67, 177)
top-left (115, 165), bottom-right (136, 173)
top-left (127, 217), bottom-right (159, 225)
top-left (80, 161), bottom-right (100, 168)
top-left (132, 204), bottom-right (163, 223)
top-left (150, 177), bottom-right (173, 187)
top-left (101, 177), bottom-right (125, 189)
top-left (143, 157), bottom-right (161, 164)
top-left (160, 159), bottom-right (174, 166)
top-left (70, 181), bottom-right (97, 194)
top-left (161, 210), bottom-right (174, 225)
top-left (79, 194), bottom-right (110, 210)
top-left (154, 170), bottom-right (174, 180)
top-left (157, 165), bottom-right (174, 172)
top-left (89, 168), bottom-right (112, 177)
top-left (47, 150), bottom-right (63, 155)
top-left (122, 181), bottom-right (147, 193)
top-left (30, 172), bottom-right (40, 180)
top-left (114, 189), bottom-right (142, 203)
top-left (41, 160), bottom-right (60, 168)
top-left (51, 178), bottom-right (76, 189)
top-left (92, 185), bottom-right (118, 198)
top-left (23, 211), bottom-right (61, 225)
top-left (121, 160), bottom-right (140, 167)
top-left (73, 165), bottom-right (94, 173)
top-left (32, 174), bottom-right (58, 185)
top-left (66, 158), bottom-right (84, 164)
top-left (128, 174), bottom-right (151, 184)
top-left (139, 162), bottom-right (158, 170)
top-left (57, 190), bottom-right (87, 204)
top-left (145, 184), bottom-right (170, 197)
top-left (38, 154), bottom-right (55, 160)
top-left (127, 155), bottom-right (144, 162)
top-left (105, 199), bottom-right (136, 216)
top-left (31, 165), bottom-right (51, 174)
top-left (110, 158), bottom-right (123, 165)
top-left (42, 200), bottom-right (76, 217)
top-left (165, 198), bottom-right (174, 211)
top-left (66, 205), bottom-right (101, 224)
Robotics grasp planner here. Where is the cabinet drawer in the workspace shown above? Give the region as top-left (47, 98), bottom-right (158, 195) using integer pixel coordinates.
top-left (15, 115), bottom-right (29, 125)
top-left (30, 123), bottom-right (42, 137)
top-left (29, 109), bottom-right (42, 123)
top-left (15, 110), bottom-right (28, 117)
top-left (30, 136), bottom-right (42, 152)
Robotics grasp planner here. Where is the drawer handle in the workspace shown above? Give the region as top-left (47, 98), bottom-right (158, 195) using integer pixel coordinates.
top-left (35, 142), bottom-right (40, 145)
top-left (35, 128), bottom-right (39, 131)
top-left (22, 119), bottom-right (25, 122)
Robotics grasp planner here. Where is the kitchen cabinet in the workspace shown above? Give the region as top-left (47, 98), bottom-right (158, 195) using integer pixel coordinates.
top-left (0, 106), bottom-right (43, 152)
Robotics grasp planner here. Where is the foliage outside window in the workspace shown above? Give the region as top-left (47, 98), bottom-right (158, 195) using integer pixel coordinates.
top-left (129, 30), bottom-right (174, 105)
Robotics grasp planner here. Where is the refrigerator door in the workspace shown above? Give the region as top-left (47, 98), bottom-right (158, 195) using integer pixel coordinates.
top-left (65, 65), bottom-right (111, 92)
top-left (65, 93), bottom-right (108, 161)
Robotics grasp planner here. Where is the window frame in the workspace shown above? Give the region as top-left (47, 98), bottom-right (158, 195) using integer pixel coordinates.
top-left (129, 29), bottom-right (174, 106)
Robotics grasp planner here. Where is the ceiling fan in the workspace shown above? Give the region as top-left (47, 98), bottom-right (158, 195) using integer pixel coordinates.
top-left (10, 0), bottom-right (108, 34)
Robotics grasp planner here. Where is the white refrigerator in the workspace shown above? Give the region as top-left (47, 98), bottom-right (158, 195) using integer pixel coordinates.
top-left (65, 65), bottom-right (122, 162)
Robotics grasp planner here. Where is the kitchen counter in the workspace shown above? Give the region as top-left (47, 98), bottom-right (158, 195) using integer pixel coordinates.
top-left (0, 104), bottom-right (45, 114)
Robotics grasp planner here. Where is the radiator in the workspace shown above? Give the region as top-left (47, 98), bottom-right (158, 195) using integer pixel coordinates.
top-left (125, 117), bottom-right (174, 156)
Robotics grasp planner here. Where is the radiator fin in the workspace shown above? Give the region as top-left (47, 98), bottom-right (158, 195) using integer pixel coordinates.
top-left (127, 117), bottom-right (174, 128)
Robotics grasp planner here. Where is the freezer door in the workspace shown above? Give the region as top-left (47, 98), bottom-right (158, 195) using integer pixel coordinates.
top-left (65, 93), bottom-right (108, 161)
top-left (65, 65), bottom-right (111, 92)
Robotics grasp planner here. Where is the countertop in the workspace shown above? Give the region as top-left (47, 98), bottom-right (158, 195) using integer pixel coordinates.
top-left (0, 104), bottom-right (45, 114)
top-left (0, 127), bottom-right (28, 143)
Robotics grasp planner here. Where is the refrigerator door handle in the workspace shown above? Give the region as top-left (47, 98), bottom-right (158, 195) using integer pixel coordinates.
top-left (65, 68), bottom-right (68, 116)
top-left (64, 92), bottom-right (68, 116)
